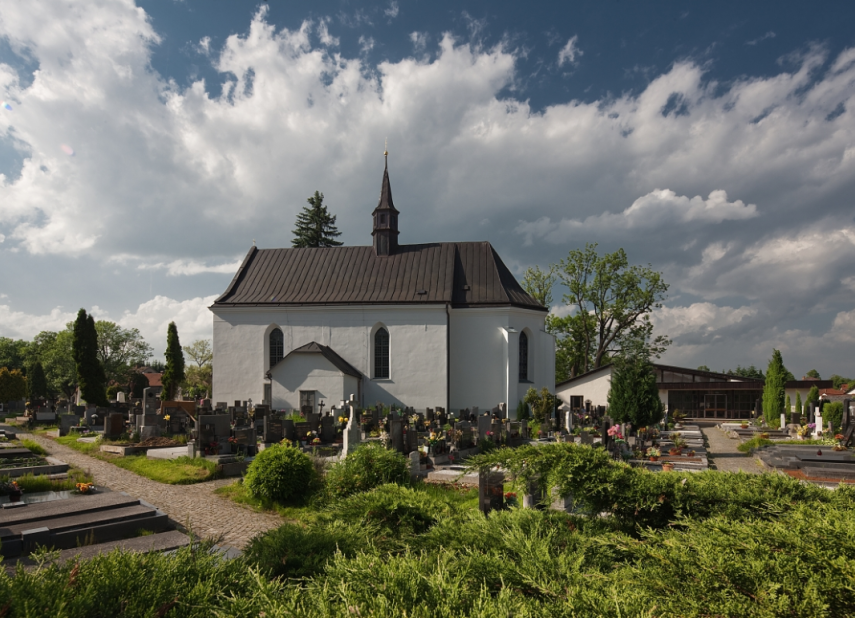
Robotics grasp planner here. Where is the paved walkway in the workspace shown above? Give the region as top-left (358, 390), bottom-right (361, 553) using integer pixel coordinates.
top-left (22, 433), bottom-right (282, 549)
top-left (700, 425), bottom-right (766, 474)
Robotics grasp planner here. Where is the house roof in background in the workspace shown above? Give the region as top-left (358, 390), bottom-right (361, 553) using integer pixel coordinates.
top-left (144, 373), bottom-right (162, 388)
top-left (212, 242), bottom-right (545, 311)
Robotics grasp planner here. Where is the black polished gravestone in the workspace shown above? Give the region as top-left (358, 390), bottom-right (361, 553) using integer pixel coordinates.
top-left (283, 419), bottom-right (296, 442)
top-left (233, 426), bottom-right (255, 454)
top-left (263, 417), bottom-right (284, 444)
top-left (390, 418), bottom-right (405, 453)
top-left (320, 415), bottom-right (335, 443)
top-left (478, 470), bottom-right (505, 515)
top-left (294, 422), bottom-right (312, 442)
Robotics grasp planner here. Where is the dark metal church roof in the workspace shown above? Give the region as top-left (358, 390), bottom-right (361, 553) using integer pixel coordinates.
top-left (213, 241), bottom-right (545, 311)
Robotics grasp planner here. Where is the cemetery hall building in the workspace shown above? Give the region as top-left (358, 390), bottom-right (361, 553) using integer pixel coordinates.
top-left (210, 156), bottom-right (555, 415)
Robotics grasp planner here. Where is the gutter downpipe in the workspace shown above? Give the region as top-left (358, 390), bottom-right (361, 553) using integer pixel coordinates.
top-left (446, 303), bottom-right (451, 413)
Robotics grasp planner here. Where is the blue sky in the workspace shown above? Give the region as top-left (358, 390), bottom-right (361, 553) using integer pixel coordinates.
top-left (1, 0), bottom-right (854, 378)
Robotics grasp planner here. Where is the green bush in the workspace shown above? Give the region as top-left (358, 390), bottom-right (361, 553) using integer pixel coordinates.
top-left (330, 484), bottom-right (459, 535)
top-left (244, 520), bottom-right (370, 580)
top-left (823, 401), bottom-right (844, 433)
top-left (244, 443), bottom-right (316, 504)
top-left (324, 443), bottom-right (409, 498)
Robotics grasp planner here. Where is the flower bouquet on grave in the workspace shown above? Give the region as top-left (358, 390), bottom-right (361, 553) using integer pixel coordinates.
top-left (740, 421), bottom-right (749, 429)
top-left (646, 447), bottom-right (661, 462)
top-left (75, 482), bottom-right (95, 495)
top-left (204, 441), bottom-right (220, 456)
top-left (503, 492), bottom-right (518, 508)
top-left (280, 438), bottom-right (294, 448)
top-left (1, 480), bottom-right (22, 501)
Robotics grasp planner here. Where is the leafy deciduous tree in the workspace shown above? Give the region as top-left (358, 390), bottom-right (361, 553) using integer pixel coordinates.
top-left (94, 321), bottom-right (153, 386)
top-left (0, 367), bottom-right (27, 404)
top-left (291, 191), bottom-right (343, 248)
top-left (521, 265), bottom-right (556, 309)
top-left (524, 387), bottom-right (556, 423)
top-left (806, 385), bottom-right (820, 409)
top-left (805, 369), bottom-right (821, 379)
top-left (183, 339), bottom-right (212, 367)
top-left (161, 322), bottom-right (185, 401)
top-left (0, 337), bottom-right (29, 373)
top-left (556, 243), bottom-right (670, 376)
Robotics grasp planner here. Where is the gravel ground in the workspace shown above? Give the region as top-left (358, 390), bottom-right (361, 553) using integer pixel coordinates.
top-left (701, 425), bottom-right (767, 474)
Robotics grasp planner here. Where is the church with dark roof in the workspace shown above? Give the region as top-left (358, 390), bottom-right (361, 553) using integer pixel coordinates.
top-left (210, 156), bottom-right (555, 413)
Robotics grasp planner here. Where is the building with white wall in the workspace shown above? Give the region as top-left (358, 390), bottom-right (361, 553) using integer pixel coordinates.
top-left (210, 156), bottom-right (554, 415)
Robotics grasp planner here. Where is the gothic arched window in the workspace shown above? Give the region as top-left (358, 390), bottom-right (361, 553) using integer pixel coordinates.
top-left (374, 328), bottom-right (390, 379)
top-left (269, 328), bottom-right (284, 368)
top-left (519, 331), bottom-right (529, 381)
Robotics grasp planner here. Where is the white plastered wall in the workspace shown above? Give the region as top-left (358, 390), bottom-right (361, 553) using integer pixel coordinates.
top-left (555, 367), bottom-right (614, 409)
top-left (448, 307), bottom-right (554, 416)
top-left (269, 353), bottom-right (359, 411)
top-left (212, 304), bottom-right (448, 409)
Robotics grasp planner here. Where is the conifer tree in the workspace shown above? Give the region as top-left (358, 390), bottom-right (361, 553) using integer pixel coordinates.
top-left (785, 394), bottom-right (791, 417)
top-left (607, 357), bottom-right (663, 428)
top-left (27, 361), bottom-right (47, 400)
top-left (72, 309), bottom-right (107, 405)
top-left (762, 349), bottom-right (786, 426)
top-left (806, 384), bottom-right (819, 409)
top-left (161, 322), bottom-right (185, 401)
top-left (291, 191), bottom-right (343, 248)
top-left (795, 391), bottom-right (802, 417)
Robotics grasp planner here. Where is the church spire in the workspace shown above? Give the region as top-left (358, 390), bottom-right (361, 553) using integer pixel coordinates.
top-left (372, 145), bottom-right (399, 256)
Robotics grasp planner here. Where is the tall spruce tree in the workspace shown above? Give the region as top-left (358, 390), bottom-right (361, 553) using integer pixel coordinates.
top-left (795, 391), bottom-right (802, 417)
top-left (72, 309), bottom-right (107, 405)
top-left (27, 361), bottom-right (47, 400)
top-left (161, 322), bottom-right (185, 401)
top-left (607, 357), bottom-right (663, 428)
top-left (762, 349), bottom-right (786, 426)
top-left (291, 191), bottom-right (343, 248)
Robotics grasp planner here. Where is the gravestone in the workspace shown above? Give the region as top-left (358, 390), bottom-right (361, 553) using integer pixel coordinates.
top-left (320, 415), bottom-right (335, 443)
top-left (406, 426), bottom-right (418, 453)
top-left (59, 414), bottom-right (78, 437)
top-left (308, 412), bottom-right (320, 433)
top-left (580, 431), bottom-right (593, 446)
top-left (294, 422), bottom-right (312, 442)
top-left (343, 410), bottom-right (362, 456)
top-left (283, 419), bottom-right (296, 442)
top-left (105, 413), bottom-right (124, 439)
top-left (263, 416), bottom-right (284, 443)
top-left (233, 427), bottom-right (255, 455)
top-left (409, 451), bottom-right (421, 478)
top-left (390, 418), bottom-right (405, 453)
top-left (491, 421), bottom-right (502, 443)
top-left (550, 487), bottom-right (574, 512)
top-left (196, 415), bottom-right (231, 454)
top-left (478, 470), bottom-right (505, 515)
top-left (477, 415), bottom-right (491, 442)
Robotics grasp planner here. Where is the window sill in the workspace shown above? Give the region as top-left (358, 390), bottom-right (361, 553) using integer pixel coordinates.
top-left (373, 378), bottom-right (393, 382)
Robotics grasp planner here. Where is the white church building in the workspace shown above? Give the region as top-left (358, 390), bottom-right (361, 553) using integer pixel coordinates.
top-left (210, 157), bottom-right (555, 415)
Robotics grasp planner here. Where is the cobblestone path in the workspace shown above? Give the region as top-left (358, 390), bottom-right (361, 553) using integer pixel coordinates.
top-left (23, 433), bottom-right (282, 549)
top-left (701, 425), bottom-right (767, 474)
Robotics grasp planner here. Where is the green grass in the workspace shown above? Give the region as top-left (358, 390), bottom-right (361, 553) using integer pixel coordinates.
top-left (109, 455), bottom-right (220, 485)
top-left (738, 436), bottom-right (837, 452)
top-left (19, 438), bottom-right (48, 456)
top-left (5, 467), bottom-right (94, 493)
top-left (49, 434), bottom-right (220, 485)
top-left (53, 433), bottom-right (102, 455)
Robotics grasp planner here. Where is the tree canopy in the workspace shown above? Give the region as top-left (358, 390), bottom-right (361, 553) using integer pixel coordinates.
top-left (0, 367), bottom-right (27, 404)
top-left (27, 361), bottom-right (47, 400)
top-left (183, 339), bottom-right (212, 367)
top-left (0, 337), bottom-right (29, 373)
top-left (291, 191), bottom-right (343, 248)
top-left (182, 339), bottom-right (212, 399)
top-left (94, 321), bottom-right (153, 385)
top-left (805, 368), bottom-right (821, 379)
top-left (552, 243), bottom-right (670, 379)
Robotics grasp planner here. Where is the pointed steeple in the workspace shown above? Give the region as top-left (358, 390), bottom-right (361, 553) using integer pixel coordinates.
top-left (372, 149), bottom-right (399, 256)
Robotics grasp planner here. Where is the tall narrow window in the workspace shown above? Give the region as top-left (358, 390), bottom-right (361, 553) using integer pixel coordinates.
top-left (374, 328), bottom-right (390, 379)
top-left (269, 328), bottom-right (284, 368)
top-left (519, 331), bottom-right (529, 381)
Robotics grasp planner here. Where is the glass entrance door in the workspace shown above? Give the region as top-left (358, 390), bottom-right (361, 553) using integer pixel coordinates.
top-left (704, 394), bottom-right (727, 418)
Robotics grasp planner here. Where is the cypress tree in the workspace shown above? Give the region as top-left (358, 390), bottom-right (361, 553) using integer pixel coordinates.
top-left (762, 349), bottom-right (786, 426)
top-left (161, 322), bottom-right (185, 401)
top-left (785, 394), bottom-right (791, 417)
top-left (27, 361), bottom-right (48, 400)
top-left (72, 309), bottom-right (107, 405)
top-left (291, 191), bottom-right (343, 248)
top-left (795, 391), bottom-right (802, 417)
top-left (607, 358), bottom-right (663, 428)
